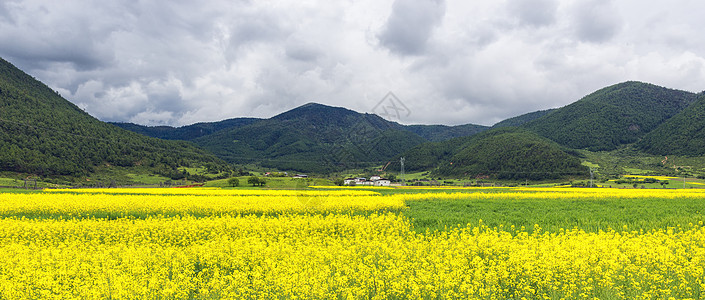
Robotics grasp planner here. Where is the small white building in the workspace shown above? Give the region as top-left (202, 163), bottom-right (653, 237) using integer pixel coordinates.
top-left (373, 179), bottom-right (391, 186)
top-left (370, 175), bottom-right (382, 181)
top-left (344, 178), bottom-right (356, 185)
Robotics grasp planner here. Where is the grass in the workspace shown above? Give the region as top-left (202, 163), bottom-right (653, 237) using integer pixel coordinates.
top-left (0, 188), bottom-right (40, 193)
top-left (401, 193), bottom-right (705, 233)
top-left (178, 166), bottom-right (230, 179)
top-left (0, 177), bottom-right (21, 186)
top-left (581, 147), bottom-right (705, 179)
top-left (204, 176), bottom-right (335, 188)
top-left (125, 173), bottom-right (172, 185)
top-left (0, 177), bottom-right (68, 189)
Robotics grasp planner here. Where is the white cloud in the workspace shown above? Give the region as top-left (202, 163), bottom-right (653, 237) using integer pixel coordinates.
top-left (0, 0), bottom-right (704, 126)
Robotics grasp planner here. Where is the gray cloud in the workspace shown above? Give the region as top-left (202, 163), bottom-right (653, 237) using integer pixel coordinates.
top-left (571, 0), bottom-right (623, 43)
top-left (0, 0), bottom-right (704, 127)
top-left (508, 0), bottom-right (558, 27)
top-left (378, 0), bottom-right (446, 56)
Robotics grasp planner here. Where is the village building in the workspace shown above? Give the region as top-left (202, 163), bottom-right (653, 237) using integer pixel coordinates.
top-left (373, 179), bottom-right (391, 186)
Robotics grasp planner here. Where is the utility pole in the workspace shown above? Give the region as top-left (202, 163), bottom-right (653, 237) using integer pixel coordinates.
top-left (400, 157), bottom-right (405, 186)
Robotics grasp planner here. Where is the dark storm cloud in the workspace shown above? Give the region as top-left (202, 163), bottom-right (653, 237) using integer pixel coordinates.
top-left (378, 0), bottom-right (446, 56)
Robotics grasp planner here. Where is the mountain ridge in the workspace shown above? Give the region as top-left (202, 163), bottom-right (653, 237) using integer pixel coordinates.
top-left (523, 81), bottom-right (698, 151)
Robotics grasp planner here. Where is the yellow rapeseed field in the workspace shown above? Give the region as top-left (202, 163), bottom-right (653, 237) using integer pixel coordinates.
top-left (1, 187), bottom-right (705, 299)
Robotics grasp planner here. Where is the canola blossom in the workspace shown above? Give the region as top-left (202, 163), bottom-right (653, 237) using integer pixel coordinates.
top-left (44, 187), bottom-right (380, 197)
top-left (2, 214), bottom-right (705, 299)
top-left (0, 190), bottom-right (401, 217)
top-left (1, 188), bottom-right (705, 299)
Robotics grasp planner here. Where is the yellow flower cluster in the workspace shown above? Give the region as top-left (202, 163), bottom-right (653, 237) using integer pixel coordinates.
top-left (45, 187), bottom-right (380, 197)
top-left (1, 188), bottom-right (705, 299)
top-left (1, 213), bottom-right (704, 299)
top-left (1, 189), bottom-right (400, 216)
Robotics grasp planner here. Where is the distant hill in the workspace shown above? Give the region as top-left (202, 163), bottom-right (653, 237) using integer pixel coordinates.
top-left (492, 109), bottom-right (556, 128)
top-left (0, 57), bottom-right (228, 178)
top-left (194, 103), bottom-right (428, 173)
top-left (637, 94), bottom-right (705, 156)
top-left (524, 82), bottom-right (698, 151)
top-left (111, 118), bottom-right (261, 141)
top-left (401, 127), bottom-right (587, 180)
top-left (115, 109), bottom-right (487, 144)
top-left (111, 102), bottom-right (489, 173)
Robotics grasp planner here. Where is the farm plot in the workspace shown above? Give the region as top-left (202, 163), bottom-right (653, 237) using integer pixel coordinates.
top-left (1, 188), bottom-right (705, 299)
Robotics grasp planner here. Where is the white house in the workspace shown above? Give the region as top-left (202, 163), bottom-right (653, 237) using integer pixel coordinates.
top-left (344, 178), bottom-right (356, 185)
top-left (370, 175), bottom-right (382, 181)
top-left (373, 179), bottom-right (391, 186)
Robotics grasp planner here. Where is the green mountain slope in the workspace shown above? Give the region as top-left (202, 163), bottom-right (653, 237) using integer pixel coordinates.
top-left (194, 103), bottom-right (428, 173)
top-left (110, 118), bottom-right (261, 141)
top-left (0, 57), bottom-right (227, 178)
top-left (524, 82), bottom-right (698, 151)
top-left (492, 109), bottom-right (556, 128)
top-left (637, 94), bottom-right (705, 156)
top-left (402, 127), bottom-right (587, 180)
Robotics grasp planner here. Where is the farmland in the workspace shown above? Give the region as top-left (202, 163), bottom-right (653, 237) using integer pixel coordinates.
top-left (2, 187), bottom-right (705, 299)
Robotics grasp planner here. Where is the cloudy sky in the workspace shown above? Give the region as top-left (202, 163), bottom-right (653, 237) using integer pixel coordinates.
top-left (1, 0), bottom-right (704, 126)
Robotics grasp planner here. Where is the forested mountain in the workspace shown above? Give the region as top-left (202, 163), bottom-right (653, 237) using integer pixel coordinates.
top-left (109, 102), bottom-right (489, 173)
top-left (401, 127), bottom-right (587, 180)
top-left (194, 103), bottom-right (428, 173)
top-left (0, 57), bottom-right (228, 178)
top-left (523, 82), bottom-right (698, 151)
top-left (492, 109), bottom-right (556, 128)
top-left (111, 117), bottom-right (261, 141)
top-left (637, 94), bottom-right (705, 156)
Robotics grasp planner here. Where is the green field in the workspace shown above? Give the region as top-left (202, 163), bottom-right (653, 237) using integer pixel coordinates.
top-left (204, 176), bottom-right (335, 189)
top-left (402, 194), bottom-right (705, 233)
